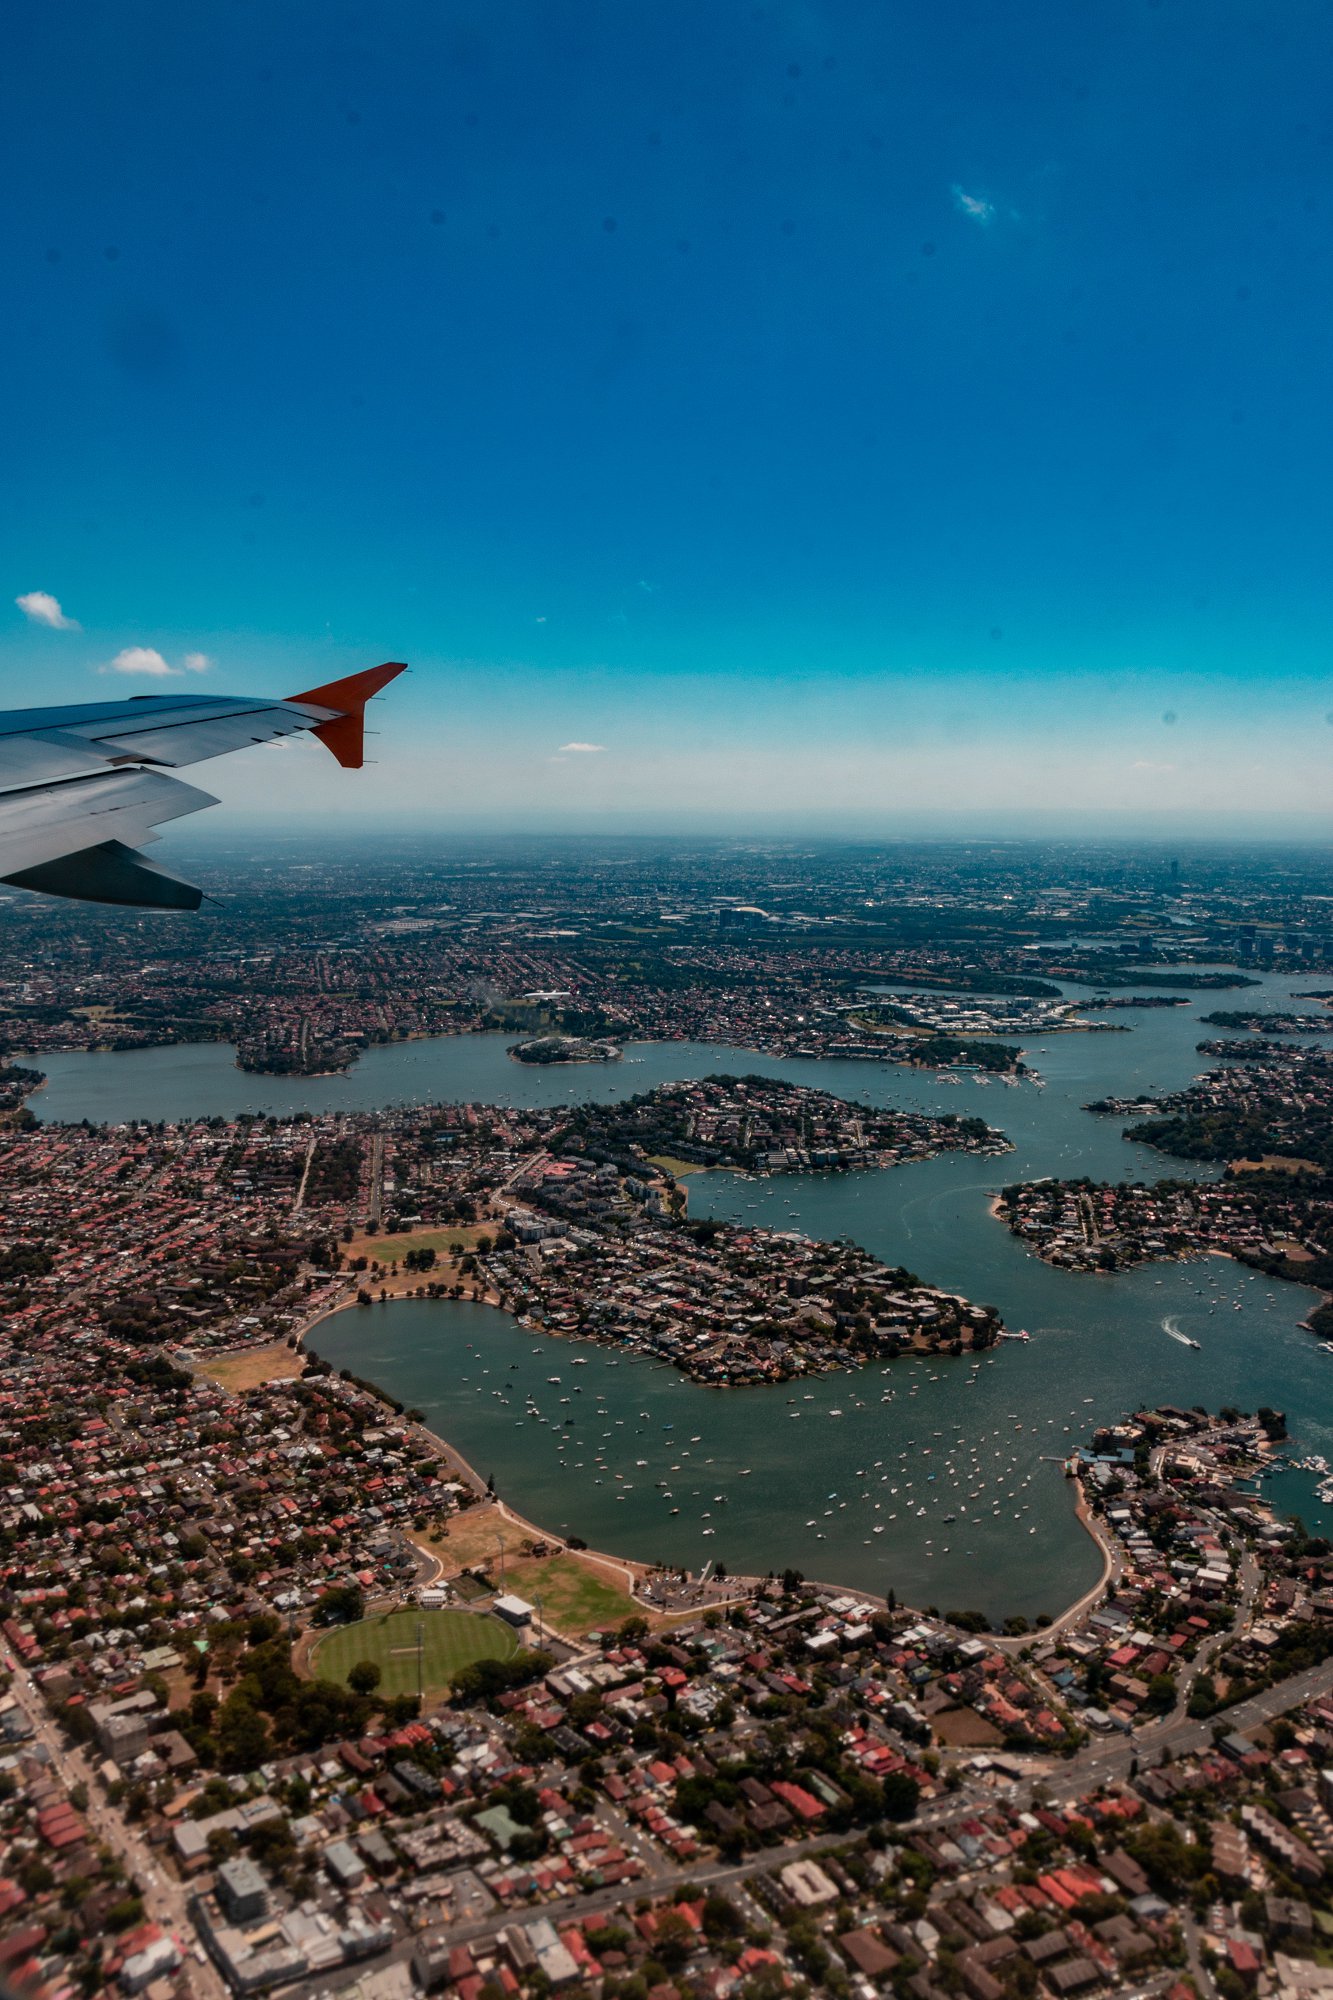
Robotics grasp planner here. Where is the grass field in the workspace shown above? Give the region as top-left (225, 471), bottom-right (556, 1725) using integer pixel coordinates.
top-left (344, 1222), bottom-right (494, 1265)
top-left (312, 1607), bottom-right (517, 1697)
top-left (502, 1554), bottom-right (636, 1637)
top-left (413, 1504), bottom-right (643, 1639)
top-left (418, 1505), bottom-right (541, 1574)
top-left (342, 1223), bottom-right (499, 1300)
top-left (644, 1154), bottom-right (707, 1177)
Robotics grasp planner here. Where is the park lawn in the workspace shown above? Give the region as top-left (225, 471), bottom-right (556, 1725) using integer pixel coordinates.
top-left (503, 1554), bottom-right (637, 1637)
top-left (197, 1343), bottom-right (304, 1391)
top-left (412, 1505), bottom-right (643, 1639)
top-left (644, 1154), bottom-right (707, 1177)
top-left (312, 1607), bottom-right (517, 1698)
top-left (846, 1010), bottom-right (932, 1037)
top-left (344, 1222), bottom-right (494, 1265)
top-left (343, 1222), bottom-right (503, 1301)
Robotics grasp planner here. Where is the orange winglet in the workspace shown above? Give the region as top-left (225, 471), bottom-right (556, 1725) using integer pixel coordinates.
top-left (285, 661), bottom-right (407, 769)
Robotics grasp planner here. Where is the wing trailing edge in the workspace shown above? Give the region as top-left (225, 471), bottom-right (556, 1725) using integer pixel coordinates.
top-left (5, 840), bottom-right (204, 910)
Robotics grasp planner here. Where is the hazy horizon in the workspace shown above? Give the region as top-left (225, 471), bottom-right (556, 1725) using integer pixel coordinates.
top-left (169, 803), bottom-right (1333, 849)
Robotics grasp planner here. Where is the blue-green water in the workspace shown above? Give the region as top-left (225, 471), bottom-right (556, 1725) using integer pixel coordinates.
top-left (19, 969), bottom-right (1333, 1622)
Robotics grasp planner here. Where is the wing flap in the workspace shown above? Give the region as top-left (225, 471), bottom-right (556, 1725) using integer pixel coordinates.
top-left (0, 768), bottom-right (216, 876)
top-left (4, 840), bottom-right (203, 911)
top-left (0, 732), bottom-right (122, 791)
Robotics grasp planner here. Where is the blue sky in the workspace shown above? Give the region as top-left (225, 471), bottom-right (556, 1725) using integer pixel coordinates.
top-left (4, 1), bottom-right (1333, 828)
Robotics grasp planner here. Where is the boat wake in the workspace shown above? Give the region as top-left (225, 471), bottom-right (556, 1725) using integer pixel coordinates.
top-left (1163, 1316), bottom-right (1201, 1351)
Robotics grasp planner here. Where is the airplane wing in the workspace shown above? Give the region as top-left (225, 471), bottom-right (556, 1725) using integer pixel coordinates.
top-left (0, 661), bottom-right (406, 910)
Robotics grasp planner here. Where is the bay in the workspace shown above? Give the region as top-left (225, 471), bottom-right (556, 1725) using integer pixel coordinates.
top-left (18, 965), bottom-right (1333, 1623)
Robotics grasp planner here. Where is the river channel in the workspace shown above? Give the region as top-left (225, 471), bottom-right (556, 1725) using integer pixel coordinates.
top-left (19, 968), bottom-right (1333, 1623)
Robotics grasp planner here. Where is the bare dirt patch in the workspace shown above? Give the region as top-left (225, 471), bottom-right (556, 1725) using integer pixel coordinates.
top-left (931, 1706), bottom-right (1005, 1748)
top-left (197, 1342), bottom-right (304, 1391)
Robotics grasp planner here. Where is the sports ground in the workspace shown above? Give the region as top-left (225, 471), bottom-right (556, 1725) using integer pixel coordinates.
top-left (312, 1606), bottom-right (518, 1698)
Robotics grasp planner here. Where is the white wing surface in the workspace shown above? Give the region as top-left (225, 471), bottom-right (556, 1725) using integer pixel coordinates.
top-left (0, 662), bottom-right (405, 909)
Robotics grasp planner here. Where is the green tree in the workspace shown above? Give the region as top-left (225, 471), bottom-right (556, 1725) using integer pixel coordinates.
top-left (216, 1692), bottom-right (271, 1772)
top-left (1145, 1672), bottom-right (1177, 1715)
top-left (703, 1893), bottom-right (743, 1940)
top-left (881, 1769), bottom-right (921, 1821)
top-left (313, 1581), bottom-right (365, 1625)
top-left (652, 1911), bottom-right (695, 1973)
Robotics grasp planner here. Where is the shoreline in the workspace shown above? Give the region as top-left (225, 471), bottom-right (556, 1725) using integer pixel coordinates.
top-left (992, 1195), bottom-right (1331, 1323)
top-left (289, 1295), bottom-right (769, 1637)
top-left (232, 1290), bottom-right (1305, 1644)
top-left (506, 1047), bottom-right (623, 1068)
top-left (11, 1027), bottom-right (1038, 1099)
top-left (292, 1291), bottom-right (1111, 1641)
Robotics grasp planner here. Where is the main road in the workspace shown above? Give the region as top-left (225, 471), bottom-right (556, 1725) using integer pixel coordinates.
top-left (4, 1654), bottom-right (227, 2000)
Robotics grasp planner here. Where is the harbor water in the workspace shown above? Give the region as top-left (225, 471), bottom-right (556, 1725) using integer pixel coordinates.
top-left (19, 967), bottom-right (1333, 1622)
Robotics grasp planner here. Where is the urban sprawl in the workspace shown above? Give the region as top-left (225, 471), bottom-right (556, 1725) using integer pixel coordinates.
top-left (4, 838), bottom-right (1333, 2000)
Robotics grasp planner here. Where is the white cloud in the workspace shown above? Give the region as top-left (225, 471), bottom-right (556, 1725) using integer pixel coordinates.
top-left (100, 645), bottom-right (213, 677)
top-left (952, 185), bottom-right (996, 226)
top-left (16, 590), bottom-right (80, 630)
top-left (103, 647), bottom-right (178, 678)
top-left (558, 741), bottom-right (607, 754)
top-left (1131, 759), bottom-right (1177, 773)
